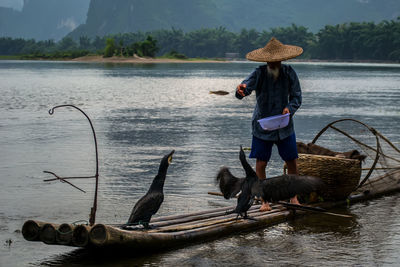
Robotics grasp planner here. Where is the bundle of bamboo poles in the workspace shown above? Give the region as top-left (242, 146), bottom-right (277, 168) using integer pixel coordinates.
top-left (21, 204), bottom-right (292, 249)
top-left (21, 220), bottom-right (92, 247)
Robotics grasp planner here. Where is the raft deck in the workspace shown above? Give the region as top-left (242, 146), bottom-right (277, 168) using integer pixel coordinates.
top-left (22, 169), bottom-right (400, 249)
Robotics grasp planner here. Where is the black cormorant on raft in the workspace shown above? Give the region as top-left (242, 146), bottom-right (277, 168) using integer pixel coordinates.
top-left (125, 150), bottom-right (175, 229)
top-left (217, 146), bottom-right (325, 218)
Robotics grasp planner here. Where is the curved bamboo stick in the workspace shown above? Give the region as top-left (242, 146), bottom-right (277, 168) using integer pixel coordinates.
top-left (46, 105), bottom-right (99, 226)
top-left (311, 118), bottom-right (382, 189)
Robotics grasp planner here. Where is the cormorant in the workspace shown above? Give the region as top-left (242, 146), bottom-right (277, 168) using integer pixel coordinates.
top-left (126, 150), bottom-right (175, 228)
top-left (217, 146), bottom-right (324, 218)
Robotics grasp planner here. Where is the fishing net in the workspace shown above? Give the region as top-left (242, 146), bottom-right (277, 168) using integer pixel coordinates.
top-left (306, 119), bottom-right (400, 192)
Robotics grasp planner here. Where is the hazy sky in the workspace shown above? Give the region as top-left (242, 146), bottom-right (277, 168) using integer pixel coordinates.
top-left (0, 0), bottom-right (23, 10)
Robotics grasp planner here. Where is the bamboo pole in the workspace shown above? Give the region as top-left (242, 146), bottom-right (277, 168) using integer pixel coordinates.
top-left (149, 205), bottom-right (262, 228)
top-left (150, 217), bottom-right (238, 233)
top-left (22, 220), bottom-right (47, 241)
top-left (277, 201), bottom-right (352, 218)
top-left (72, 225), bottom-right (92, 247)
top-left (123, 203), bottom-right (283, 231)
top-left (149, 205), bottom-right (236, 223)
top-left (171, 210), bottom-right (292, 238)
top-left (147, 206), bottom-right (288, 233)
top-left (55, 223), bottom-right (75, 245)
top-left (40, 223), bottom-right (60, 244)
top-left (90, 223), bottom-right (183, 248)
top-left (355, 169), bottom-right (400, 193)
top-left (89, 224), bottom-right (108, 246)
top-left (113, 205), bottom-right (239, 229)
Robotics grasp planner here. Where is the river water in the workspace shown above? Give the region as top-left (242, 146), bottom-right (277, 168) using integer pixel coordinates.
top-left (1, 60), bottom-right (400, 266)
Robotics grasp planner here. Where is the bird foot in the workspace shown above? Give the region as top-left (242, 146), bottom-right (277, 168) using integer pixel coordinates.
top-left (225, 209), bottom-right (235, 215)
top-left (143, 224), bottom-right (157, 230)
top-left (138, 222), bottom-right (156, 229)
top-left (233, 213), bottom-right (257, 221)
top-left (121, 221), bottom-right (155, 230)
top-left (121, 223), bottom-right (141, 230)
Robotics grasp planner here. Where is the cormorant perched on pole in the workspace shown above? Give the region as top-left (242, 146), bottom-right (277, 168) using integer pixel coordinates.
top-left (216, 146), bottom-right (324, 218)
top-left (126, 150), bottom-right (175, 228)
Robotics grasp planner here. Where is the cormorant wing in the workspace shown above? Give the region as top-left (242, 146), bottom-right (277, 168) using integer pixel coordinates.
top-left (259, 175), bottom-right (324, 202)
top-left (239, 146), bottom-right (257, 178)
top-left (216, 167), bottom-right (245, 199)
top-left (128, 192), bottom-right (164, 224)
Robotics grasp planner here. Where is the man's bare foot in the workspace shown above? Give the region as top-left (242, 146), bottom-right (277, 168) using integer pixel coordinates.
top-left (290, 195), bottom-right (300, 205)
top-left (260, 201), bottom-right (272, 211)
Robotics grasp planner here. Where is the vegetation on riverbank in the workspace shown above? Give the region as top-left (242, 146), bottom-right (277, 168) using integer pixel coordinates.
top-left (1, 18), bottom-right (399, 62)
top-left (0, 55), bottom-right (21, 60)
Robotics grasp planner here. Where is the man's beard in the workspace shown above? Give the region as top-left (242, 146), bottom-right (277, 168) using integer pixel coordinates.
top-left (267, 65), bottom-right (280, 81)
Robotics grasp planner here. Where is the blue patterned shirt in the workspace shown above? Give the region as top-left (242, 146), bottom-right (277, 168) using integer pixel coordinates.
top-left (236, 64), bottom-right (302, 141)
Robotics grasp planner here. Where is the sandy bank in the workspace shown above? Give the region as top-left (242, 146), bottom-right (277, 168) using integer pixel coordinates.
top-left (70, 55), bottom-right (228, 64)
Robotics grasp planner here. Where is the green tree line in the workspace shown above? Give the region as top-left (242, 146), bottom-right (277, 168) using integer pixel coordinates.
top-left (103, 35), bottom-right (159, 58)
top-left (1, 18), bottom-right (399, 61)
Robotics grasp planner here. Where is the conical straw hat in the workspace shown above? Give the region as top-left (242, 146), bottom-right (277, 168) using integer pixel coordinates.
top-left (246, 37), bottom-right (303, 62)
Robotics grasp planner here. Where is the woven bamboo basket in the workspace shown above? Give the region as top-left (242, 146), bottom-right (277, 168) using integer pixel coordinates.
top-left (294, 153), bottom-right (362, 200)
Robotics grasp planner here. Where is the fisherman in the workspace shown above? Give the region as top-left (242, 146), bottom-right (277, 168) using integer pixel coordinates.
top-left (236, 37), bottom-right (303, 211)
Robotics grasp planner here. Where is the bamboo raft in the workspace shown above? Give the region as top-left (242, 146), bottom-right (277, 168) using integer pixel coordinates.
top-left (22, 169), bottom-right (400, 250)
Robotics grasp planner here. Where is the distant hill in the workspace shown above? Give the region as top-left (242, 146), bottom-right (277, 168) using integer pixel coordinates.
top-left (1, 0), bottom-right (399, 40)
top-left (0, 0), bottom-right (90, 40)
top-left (70, 0), bottom-right (221, 38)
top-left (69, 0), bottom-right (400, 39)
top-left (217, 0), bottom-right (400, 32)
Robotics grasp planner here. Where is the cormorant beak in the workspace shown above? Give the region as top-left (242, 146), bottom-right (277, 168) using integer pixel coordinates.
top-left (167, 150), bottom-right (175, 164)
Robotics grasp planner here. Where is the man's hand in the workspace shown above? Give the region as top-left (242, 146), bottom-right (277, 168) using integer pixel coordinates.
top-left (282, 107), bottom-right (290, 115)
top-left (236, 84), bottom-right (246, 97)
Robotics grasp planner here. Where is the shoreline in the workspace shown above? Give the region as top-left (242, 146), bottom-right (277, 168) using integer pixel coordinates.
top-left (69, 56), bottom-right (400, 65)
top-left (69, 55), bottom-right (228, 64)
top-left (1, 55), bottom-right (399, 65)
